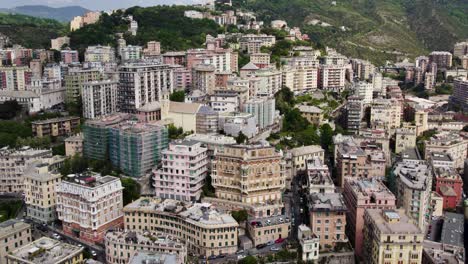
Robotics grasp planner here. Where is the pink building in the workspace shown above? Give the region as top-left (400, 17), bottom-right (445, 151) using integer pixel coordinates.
top-left (163, 51), bottom-right (186, 66)
top-left (173, 66), bottom-right (192, 91)
top-left (343, 178), bottom-right (396, 259)
top-left (153, 140), bottom-right (208, 202)
top-left (61, 50), bottom-right (79, 64)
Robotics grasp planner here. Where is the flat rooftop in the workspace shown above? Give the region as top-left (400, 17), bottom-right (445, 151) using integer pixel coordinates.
top-left (129, 251), bottom-right (178, 264)
top-left (31, 116), bottom-right (80, 125)
top-left (441, 212), bottom-right (464, 248)
top-left (0, 219), bottom-right (30, 239)
top-left (366, 209), bottom-right (422, 235)
top-left (64, 174), bottom-right (119, 188)
top-left (8, 237), bottom-right (82, 264)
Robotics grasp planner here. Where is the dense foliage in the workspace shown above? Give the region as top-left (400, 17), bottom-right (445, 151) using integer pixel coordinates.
top-left (169, 91), bottom-right (185, 102)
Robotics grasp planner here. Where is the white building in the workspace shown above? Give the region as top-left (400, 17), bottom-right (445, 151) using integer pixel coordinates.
top-left (298, 224), bottom-right (320, 262)
top-left (242, 96), bottom-right (275, 129)
top-left (82, 79), bottom-right (118, 119)
top-left (219, 112), bottom-right (257, 138)
top-left (120, 45), bottom-right (142, 62)
top-left (319, 64), bottom-right (346, 91)
top-left (85, 45), bottom-right (116, 63)
top-left (354, 81), bottom-right (373, 104)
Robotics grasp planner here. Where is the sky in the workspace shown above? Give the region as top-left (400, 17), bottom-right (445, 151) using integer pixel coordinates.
top-left (0, 0), bottom-right (205, 10)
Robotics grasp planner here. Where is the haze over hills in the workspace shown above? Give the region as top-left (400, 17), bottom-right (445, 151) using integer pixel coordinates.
top-left (0, 5), bottom-right (89, 22)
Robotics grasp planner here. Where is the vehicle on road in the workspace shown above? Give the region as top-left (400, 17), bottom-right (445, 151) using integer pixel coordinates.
top-left (52, 233), bottom-right (61, 240)
top-left (208, 255), bottom-right (217, 260)
top-left (91, 250), bottom-right (97, 257)
top-left (270, 246), bottom-right (280, 251)
top-left (236, 250), bottom-right (244, 254)
top-left (275, 238), bottom-right (285, 243)
top-left (256, 243), bottom-right (267, 249)
top-left (237, 254), bottom-right (246, 260)
top-left (266, 240), bottom-right (275, 246)
top-left (217, 254), bottom-right (225, 258)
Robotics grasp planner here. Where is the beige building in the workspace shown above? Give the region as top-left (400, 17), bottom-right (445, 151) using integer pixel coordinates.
top-left (166, 101), bottom-right (203, 132)
top-left (70, 11), bottom-right (101, 31)
top-left (247, 216), bottom-right (291, 246)
top-left (250, 53), bottom-right (270, 66)
top-left (430, 191), bottom-right (444, 217)
top-left (425, 132), bottom-right (468, 168)
top-left (6, 237), bottom-right (83, 264)
top-left (370, 98), bottom-right (402, 131)
top-left (290, 145), bottom-right (325, 174)
top-left (105, 230), bottom-right (187, 264)
top-left (32, 116), bottom-right (81, 138)
top-left (64, 133), bottom-right (83, 157)
top-left (24, 157), bottom-right (64, 223)
top-left (297, 105), bottom-right (323, 126)
top-left (414, 110), bottom-right (428, 136)
top-left (298, 224), bottom-right (320, 262)
top-left (50, 36), bottom-right (70, 50)
top-left (362, 209), bottom-right (424, 264)
top-left (123, 198), bottom-right (238, 256)
top-left (395, 127), bottom-right (417, 154)
top-left (0, 220), bottom-right (31, 263)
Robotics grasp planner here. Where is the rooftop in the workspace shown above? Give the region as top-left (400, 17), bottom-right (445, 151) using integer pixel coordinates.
top-left (430, 152), bottom-right (453, 162)
top-left (346, 178), bottom-right (395, 201)
top-left (290, 145), bottom-right (324, 157)
top-left (309, 193), bottom-right (347, 212)
top-left (400, 147), bottom-right (422, 161)
top-left (441, 212), bottom-right (464, 248)
top-left (129, 251), bottom-right (178, 264)
top-left (63, 174), bottom-right (119, 189)
top-left (366, 209), bottom-right (422, 235)
top-left (394, 160), bottom-right (431, 190)
top-left (185, 133), bottom-right (236, 145)
top-left (297, 105), bottom-right (323, 114)
top-left (31, 116), bottom-right (80, 125)
top-left (0, 219), bottom-right (30, 239)
top-left (106, 230), bottom-right (185, 250)
top-left (169, 102), bottom-right (202, 114)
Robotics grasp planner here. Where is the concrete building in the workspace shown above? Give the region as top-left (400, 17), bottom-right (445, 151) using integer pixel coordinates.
top-left (6, 237), bottom-right (83, 264)
top-left (0, 147), bottom-right (52, 194)
top-left (362, 209), bottom-right (423, 264)
top-left (166, 102), bottom-right (203, 132)
top-left (84, 45), bottom-right (115, 63)
top-left (425, 132), bottom-right (468, 169)
top-left (218, 112), bottom-right (257, 138)
top-left (298, 224), bottom-right (320, 262)
top-left (31, 116), bottom-right (80, 138)
top-left (209, 92), bottom-right (239, 113)
top-left (123, 198), bottom-right (238, 256)
top-left (0, 220), bottom-right (31, 263)
top-left (0, 88), bottom-right (65, 114)
top-left (109, 122), bottom-right (168, 178)
top-left (450, 78), bottom-right (468, 112)
top-left (290, 145), bottom-right (325, 174)
top-left (395, 127), bottom-right (417, 154)
top-left (394, 160), bottom-right (432, 229)
top-left (196, 105), bottom-right (219, 134)
top-left (309, 192), bottom-right (348, 248)
top-left (192, 63), bottom-right (216, 95)
top-left (118, 62), bottom-right (173, 113)
top-left (422, 240), bottom-right (465, 264)
top-left (306, 157), bottom-right (335, 194)
top-left (430, 191), bottom-right (444, 217)
top-left (255, 68), bottom-right (282, 96)
top-left (354, 81), bottom-right (373, 104)
top-left (153, 140), bottom-right (208, 202)
top-left (60, 50), bottom-right (79, 64)
top-left (282, 65), bottom-right (318, 92)
top-left (184, 133), bottom-right (236, 171)
top-left (454, 41), bottom-right (468, 58)
top-left (319, 64), bottom-right (346, 91)
top-left (370, 98), bottom-right (402, 131)
top-left (64, 67), bottom-right (103, 103)
top-left (56, 175), bottom-right (124, 243)
top-left (433, 166), bottom-right (463, 209)
top-left (297, 105), bottom-right (323, 126)
top-left (343, 179), bottom-right (396, 258)
top-left (51, 36), bottom-right (70, 51)
top-left (129, 251), bottom-right (180, 264)
top-left (82, 79), bottom-right (118, 119)
top-left (70, 11), bottom-right (101, 31)
top-left (143, 41), bottom-right (161, 58)
top-left (429, 51), bottom-right (453, 69)
top-left (250, 53), bottom-right (270, 68)
top-left (24, 157), bottom-right (64, 223)
top-left (64, 133), bottom-right (83, 157)
top-left (105, 231), bottom-right (187, 264)
top-left (120, 45), bottom-right (142, 62)
top-left (239, 34), bottom-right (275, 54)
top-left (0, 66), bottom-right (32, 91)
top-left (242, 96), bottom-right (275, 129)
top-left (346, 96), bottom-right (364, 134)
top-left (246, 215), bottom-right (291, 247)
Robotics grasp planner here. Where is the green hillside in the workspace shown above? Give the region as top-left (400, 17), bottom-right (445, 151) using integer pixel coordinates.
top-left (0, 13), bottom-right (66, 48)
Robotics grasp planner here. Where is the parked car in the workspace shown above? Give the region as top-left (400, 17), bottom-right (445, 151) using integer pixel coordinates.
top-left (217, 254), bottom-right (226, 258)
top-left (237, 254), bottom-right (246, 260)
top-left (208, 255), bottom-right (217, 260)
top-left (236, 250), bottom-right (244, 255)
top-left (270, 246), bottom-right (280, 251)
top-left (91, 250), bottom-right (97, 257)
top-left (266, 240), bottom-right (275, 246)
top-left (275, 238), bottom-right (285, 244)
top-left (256, 243), bottom-right (267, 249)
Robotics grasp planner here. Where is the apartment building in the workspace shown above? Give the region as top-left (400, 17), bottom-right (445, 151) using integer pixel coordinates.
top-left (120, 45), bottom-right (142, 62)
top-left (255, 68), bottom-right (282, 96)
top-left (343, 179), bottom-right (396, 258)
top-left (319, 64), bottom-right (346, 92)
top-left (395, 127), bottom-right (417, 154)
top-left (429, 51), bottom-right (452, 69)
top-left (351, 59), bottom-right (374, 81)
top-left (433, 166), bottom-right (463, 209)
top-left (298, 225), bottom-right (320, 262)
top-left (0, 220), bottom-right (31, 263)
top-left (118, 62), bottom-right (173, 113)
top-left (450, 78), bottom-right (468, 112)
top-left (109, 122), bottom-right (168, 178)
top-left (56, 175), bottom-right (124, 243)
top-left (246, 215), bottom-right (291, 246)
top-left (0, 66), bottom-right (32, 90)
top-left (289, 145), bottom-right (325, 175)
top-left (64, 67), bottom-right (103, 103)
top-left (282, 65), bottom-right (318, 92)
top-left (105, 231), bottom-right (187, 264)
top-left (129, 251), bottom-right (180, 264)
top-left (297, 105), bottom-right (323, 126)
top-left (196, 105), bottom-right (219, 134)
top-left (186, 48), bottom-right (235, 73)
top-left (70, 11), bottom-right (101, 31)
top-left (6, 237), bottom-right (83, 264)
top-left (51, 36), bottom-right (70, 51)
top-left (153, 140), bottom-right (208, 202)
top-left (60, 50), bottom-right (79, 64)
top-left (250, 53), bottom-right (270, 68)
top-left (306, 157), bottom-right (335, 194)
top-left (64, 133), bottom-right (83, 157)
top-left (123, 198), bottom-right (238, 256)
top-left (362, 209), bottom-right (423, 264)
top-left (346, 96), bottom-right (364, 134)
top-left (0, 147), bottom-right (52, 193)
top-left (242, 96), bottom-right (275, 129)
top-left (239, 34), bottom-right (276, 54)
top-left (82, 79), bottom-right (118, 119)
top-left (218, 111), bottom-right (257, 138)
top-left (424, 131), bottom-right (468, 168)
top-left (84, 45), bottom-right (115, 62)
top-left (353, 81), bottom-right (373, 104)
top-left (309, 192), bottom-right (348, 248)
top-left (184, 133), bottom-right (236, 171)
top-left (143, 41), bottom-right (161, 58)
top-left (192, 63), bottom-right (216, 94)
top-left (31, 116), bottom-right (80, 138)
top-left (24, 157), bottom-right (64, 223)
top-left (370, 98), bottom-right (402, 131)
top-left (394, 160), bottom-right (432, 229)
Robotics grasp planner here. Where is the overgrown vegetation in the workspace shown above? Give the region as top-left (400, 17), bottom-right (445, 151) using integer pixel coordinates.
top-left (169, 91), bottom-right (185, 102)
top-left (0, 200), bottom-right (23, 222)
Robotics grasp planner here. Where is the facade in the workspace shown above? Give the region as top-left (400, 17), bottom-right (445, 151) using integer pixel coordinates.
top-left (70, 11), bottom-right (101, 31)
top-left (82, 79), bottom-right (118, 119)
top-left (395, 127), bottom-right (417, 154)
top-left (454, 41), bottom-right (468, 58)
top-left (218, 112), bottom-right (257, 138)
top-left (120, 45), bottom-right (142, 61)
top-left (143, 41), bottom-right (161, 58)
top-left (118, 62), bottom-right (173, 113)
top-left (0, 147), bottom-right (52, 194)
top-left (319, 64), bottom-right (346, 91)
top-left (153, 140), bottom-right (208, 202)
top-left (451, 78), bottom-right (468, 112)
top-left (167, 102), bottom-right (202, 133)
top-left (346, 96), bottom-right (364, 134)
top-left (298, 224), bottom-right (320, 262)
top-left (297, 105), bottom-right (323, 126)
top-left (309, 192), bottom-right (348, 248)
top-left (196, 105), bottom-right (219, 134)
top-left (425, 132), bottom-right (468, 169)
top-left (56, 175), bottom-right (124, 243)
top-left (429, 51), bottom-right (453, 69)
top-left (354, 81), bottom-right (373, 104)
top-left (24, 157), bottom-right (64, 223)
top-left (6, 237), bottom-right (83, 264)
top-left (109, 122), bottom-right (168, 178)
top-left (184, 133), bottom-right (236, 171)
top-left (31, 116), bottom-right (80, 138)
top-left (60, 50), bottom-right (79, 64)
top-left (343, 179), bottom-right (396, 258)
top-left (192, 63), bottom-right (216, 95)
top-left (129, 251), bottom-right (180, 264)
top-left (105, 231), bottom-right (187, 264)
top-left (0, 220), bottom-right (31, 263)
top-left (246, 215), bottom-right (291, 247)
top-left (370, 98), bottom-right (402, 131)
top-left (290, 145), bottom-right (325, 174)
top-left (64, 67), bottom-right (103, 103)
top-left (84, 45), bottom-right (115, 62)
top-left (394, 160), bottom-right (432, 229)
top-left (433, 166), bottom-right (463, 209)
top-left (51, 36), bottom-right (70, 50)
top-left (242, 96), bottom-right (275, 129)
top-left (306, 157), bottom-right (335, 194)
top-left (0, 89), bottom-right (65, 114)
top-left (362, 209), bottom-right (423, 264)
top-left (123, 198), bottom-right (238, 256)
top-left (0, 66), bottom-right (32, 91)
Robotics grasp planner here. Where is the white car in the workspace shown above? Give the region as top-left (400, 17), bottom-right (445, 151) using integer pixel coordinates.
top-left (237, 254), bottom-right (246, 260)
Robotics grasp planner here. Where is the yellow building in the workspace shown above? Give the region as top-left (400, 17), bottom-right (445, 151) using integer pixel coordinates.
top-left (395, 127), bottom-right (417, 154)
top-left (123, 198), bottom-right (238, 256)
top-left (0, 220), bottom-right (32, 263)
top-left (64, 133), bottom-right (83, 157)
top-left (290, 145), bottom-right (325, 174)
top-left (31, 116), bottom-right (81, 138)
top-left (362, 209), bottom-right (424, 264)
top-left (297, 105), bottom-right (324, 126)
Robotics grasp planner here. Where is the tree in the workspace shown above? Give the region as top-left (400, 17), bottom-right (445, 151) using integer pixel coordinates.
top-left (319, 124), bottom-right (334, 150)
top-left (202, 173), bottom-right (216, 197)
top-left (239, 256), bottom-right (257, 264)
top-left (168, 124), bottom-right (184, 139)
top-left (169, 91), bottom-right (185, 102)
top-left (282, 109), bottom-right (309, 132)
top-left (231, 210), bottom-right (248, 223)
top-left (121, 177), bottom-right (141, 205)
top-left (235, 131), bottom-right (248, 144)
top-left (385, 168), bottom-right (397, 195)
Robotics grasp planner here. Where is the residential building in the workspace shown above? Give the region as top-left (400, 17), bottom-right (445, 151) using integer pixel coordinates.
top-left (123, 198), bottom-right (238, 256)
top-left (429, 152), bottom-right (455, 168)
top-left (343, 179), bottom-right (396, 258)
top-left (306, 157), bottom-right (335, 194)
top-left (0, 89), bottom-right (65, 114)
top-left (255, 68), bottom-right (282, 96)
top-left (64, 133), bottom-right (83, 157)
top-left (105, 231), bottom-right (186, 264)
top-left (109, 122), bottom-right (168, 178)
top-left (56, 175), bottom-right (124, 243)
top-left (239, 34), bottom-right (276, 54)
top-left (120, 45), bottom-right (142, 62)
top-left (196, 105), bottom-right (219, 134)
top-left (129, 251), bottom-right (181, 264)
top-left (319, 64), bottom-right (346, 91)
top-left (422, 240), bottom-right (465, 264)
top-left (250, 53), bottom-right (270, 68)
top-left (143, 41), bottom-right (161, 58)
top-left (309, 192), bottom-right (348, 248)
top-left (82, 79), bottom-right (118, 119)
top-left (246, 215), bottom-right (291, 247)
top-left (64, 67), bottom-right (103, 103)
top-left (6, 237), bottom-right (83, 264)
top-left (290, 145), bottom-right (325, 174)
top-left (51, 36), bottom-right (70, 50)
top-left (424, 132), bottom-right (468, 168)
top-left (354, 81), bottom-right (373, 104)
top-left (70, 11), bottom-right (101, 31)
top-left (84, 45), bottom-right (115, 63)
top-left (60, 50), bottom-right (79, 64)
top-left (430, 191), bottom-right (444, 217)
top-left (298, 224), bottom-right (320, 262)
top-left (351, 59), bottom-right (374, 81)
top-left (153, 140), bottom-right (208, 202)
top-left (31, 116), bottom-right (80, 138)
top-left (438, 213), bottom-right (465, 260)
top-left (362, 209), bottom-right (423, 264)
top-left (118, 62), bottom-right (173, 113)
top-left (370, 98), bottom-right (402, 131)
top-left (346, 96), bottom-right (364, 134)
top-left (0, 147), bottom-right (52, 194)
top-left (209, 92), bottom-right (239, 113)
top-left (184, 133), bottom-right (236, 171)
top-left (394, 160), bottom-right (432, 229)
top-left (282, 65), bottom-right (318, 92)
top-left (425, 72), bottom-right (435, 91)
top-left (166, 102), bottom-right (203, 133)
top-left (218, 111), bottom-right (257, 138)
top-left (0, 220), bottom-right (31, 263)
top-left (297, 105), bottom-right (323, 126)
top-left (433, 166), bottom-right (463, 209)
top-left (429, 51), bottom-right (453, 69)
top-left (0, 66), bottom-right (32, 90)
top-left (450, 78), bottom-right (468, 112)
top-left (242, 96), bottom-right (275, 129)
top-left (395, 127), bottom-right (417, 154)
top-left (454, 41), bottom-right (468, 58)
top-left (136, 101), bottom-right (162, 123)
top-left (24, 157), bottom-right (64, 223)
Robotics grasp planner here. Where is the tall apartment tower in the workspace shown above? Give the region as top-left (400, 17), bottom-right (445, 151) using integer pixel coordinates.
top-left (82, 79), bottom-right (118, 119)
